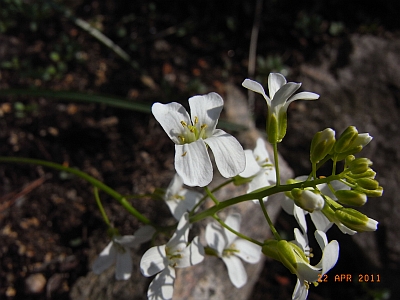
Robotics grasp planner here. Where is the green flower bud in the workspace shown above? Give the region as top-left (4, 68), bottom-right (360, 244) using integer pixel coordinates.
top-left (232, 174), bottom-right (254, 186)
top-left (357, 186), bottom-right (383, 197)
top-left (356, 178), bottom-right (379, 190)
top-left (335, 190), bottom-right (367, 206)
top-left (321, 196), bottom-right (342, 222)
top-left (310, 128), bottom-right (336, 164)
top-left (334, 126), bottom-right (359, 153)
top-left (348, 158), bottom-right (372, 174)
top-left (347, 169), bottom-right (376, 179)
top-left (335, 208), bottom-right (378, 232)
top-left (291, 188), bottom-right (324, 212)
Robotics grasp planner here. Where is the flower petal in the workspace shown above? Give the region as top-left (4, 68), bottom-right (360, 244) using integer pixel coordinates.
top-left (253, 137), bottom-right (272, 163)
top-left (239, 149), bottom-right (261, 178)
top-left (296, 261), bottom-right (321, 282)
top-left (165, 173), bottom-right (184, 200)
top-left (293, 205), bottom-right (308, 234)
top-left (224, 213), bottom-right (241, 246)
top-left (293, 228), bottom-right (308, 252)
top-left (234, 239), bottom-right (261, 264)
top-left (151, 102), bottom-right (191, 144)
top-left (115, 248), bottom-right (132, 280)
top-left (314, 230), bottom-right (328, 250)
top-left (167, 212), bottom-right (190, 251)
top-left (242, 79), bottom-right (271, 106)
top-left (319, 240), bottom-right (339, 275)
top-left (176, 236), bottom-right (205, 268)
top-left (310, 211), bottom-right (332, 232)
top-left (92, 241), bottom-right (116, 275)
top-left (268, 73), bottom-right (287, 100)
top-left (140, 245), bottom-right (168, 277)
top-left (205, 222), bottom-right (226, 255)
top-left (206, 129), bottom-right (245, 178)
top-left (188, 92), bottom-right (223, 136)
top-left (272, 82), bottom-right (301, 107)
top-left (175, 140), bottom-right (213, 187)
top-left (147, 266), bottom-right (176, 300)
top-left (292, 279), bottom-right (308, 300)
top-left (248, 169), bottom-right (276, 195)
top-left (222, 256), bottom-right (247, 288)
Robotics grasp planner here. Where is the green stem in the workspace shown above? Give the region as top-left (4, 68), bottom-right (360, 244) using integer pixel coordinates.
top-left (93, 187), bottom-right (111, 227)
top-left (205, 186), bottom-right (219, 205)
top-left (272, 143), bottom-right (281, 186)
top-left (213, 215), bottom-right (263, 247)
top-left (0, 156), bottom-right (152, 225)
top-left (258, 198), bottom-right (281, 240)
top-left (190, 174), bottom-right (342, 223)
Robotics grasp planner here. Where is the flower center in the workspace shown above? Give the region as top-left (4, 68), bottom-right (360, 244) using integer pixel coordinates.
top-left (222, 244), bottom-right (240, 257)
top-left (177, 116), bottom-right (208, 144)
top-left (166, 247), bottom-right (183, 267)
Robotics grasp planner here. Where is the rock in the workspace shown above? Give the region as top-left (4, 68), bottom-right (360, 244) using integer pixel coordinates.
top-left (25, 273), bottom-right (46, 294)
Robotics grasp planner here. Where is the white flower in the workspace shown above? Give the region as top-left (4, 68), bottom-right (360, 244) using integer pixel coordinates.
top-left (140, 213), bottom-right (204, 300)
top-left (292, 230), bottom-right (339, 300)
top-left (242, 74), bottom-right (319, 143)
top-left (239, 138), bottom-right (276, 202)
top-left (164, 173), bottom-right (203, 220)
top-left (92, 225), bottom-right (155, 280)
top-left (205, 213), bottom-right (261, 288)
top-left (152, 92), bottom-right (245, 187)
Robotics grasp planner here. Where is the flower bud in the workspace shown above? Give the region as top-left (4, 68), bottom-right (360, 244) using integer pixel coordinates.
top-left (335, 208), bottom-right (378, 232)
top-left (347, 169), bottom-right (376, 179)
top-left (348, 158), bottom-right (372, 174)
top-left (335, 190), bottom-right (367, 206)
top-left (356, 178), bottom-right (379, 190)
top-left (291, 188), bottom-right (324, 212)
top-left (357, 186), bottom-right (383, 197)
top-left (334, 126), bottom-right (359, 153)
top-left (310, 128), bottom-right (336, 164)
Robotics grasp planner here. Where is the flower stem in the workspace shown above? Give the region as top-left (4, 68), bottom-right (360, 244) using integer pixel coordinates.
top-left (205, 186), bottom-right (219, 205)
top-left (272, 143), bottom-right (281, 186)
top-left (93, 187), bottom-right (111, 227)
top-left (213, 215), bottom-right (263, 246)
top-left (0, 156), bottom-right (152, 225)
top-left (189, 174), bottom-right (341, 223)
top-left (258, 198), bottom-right (281, 240)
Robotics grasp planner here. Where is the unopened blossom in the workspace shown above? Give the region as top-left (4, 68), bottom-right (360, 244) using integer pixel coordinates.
top-left (242, 74), bottom-right (319, 143)
top-left (92, 225), bottom-right (155, 280)
top-left (140, 213), bottom-right (204, 300)
top-left (164, 173), bottom-right (203, 220)
top-left (205, 213), bottom-right (261, 288)
top-left (239, 137), bottom-right (276, 202)
top-left (152, 93), bottom-right (245, 187)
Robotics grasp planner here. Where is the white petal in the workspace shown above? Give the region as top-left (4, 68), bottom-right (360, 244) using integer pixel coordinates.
top-left (176, 236), bottom-right (205, 268)
top-left (320, 240), bottom-right (339, 275)
top-left (253, 138), bottom-right (272, 163)
top-left (281, 196), bottom-right (295, 215)
top-left (242, 79), bottom-right (271, 106)
top-left (188, 92), bottom-right (223, 136)
top-left (287, 91), bottom-right (320, 103)
top-left (140, 245), bottom-right (168, 277)
top-left (167, 212), bottom-right (190, 251)
top-left (293, 205), bottom-right (308, 234)
top-left (205, 222), bottom-right (226, 255)
top-left (165, 174), bottom-right (184, 200)
top-left (272, 82), bottom-right (301, 107)
top-left (222, 256), bottom-right (247, 288)
top-left (337, 223), bottom-right (357, 235)
top-left (292, 279), bottom-right (308, 300)
top-left (234, 239), bottom-right (261, 263)
top-left (224, 213), bottom-right (241, 246)
top-left (293, 228), bottom-right (308, 252)
top-left (239, 149), bottom-right (261, 178)
top-left (296, 261), bottom-right (321, 282)
top-left (166, 199), bottom-right (186, 221)
top-left (115, 227), bottom-right (156, 248)
top-left (206, 129), bottom-right (245, 178)
top-left (175, 140), bottom-right (213, 187)
top-left (115, 248), bottom-right (132, 280)
top-left (92, 241), bottom-right (116, 275)
top-left (314, 230), bottom-right (328, 250)
top-left (248, 170), bottom-right (276, 196)
top-left (268, 73), bottom-right (287, 99)
top-left (147, 266), bottom-right (176, 300)
top-left (151, 102), bottom-right (191, 144)
top-left (310, 211), bottom-right (332, 232)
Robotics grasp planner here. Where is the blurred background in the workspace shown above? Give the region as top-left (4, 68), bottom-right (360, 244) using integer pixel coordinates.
top-left (1, 0), bottom-right (400, 299)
